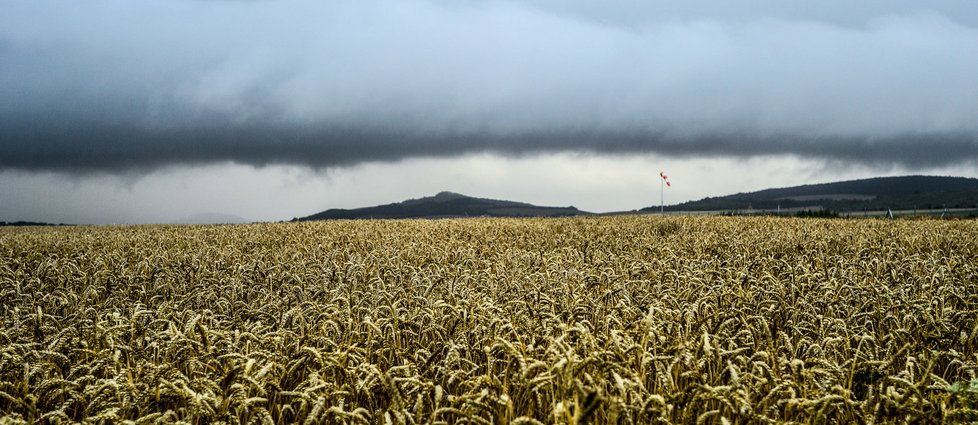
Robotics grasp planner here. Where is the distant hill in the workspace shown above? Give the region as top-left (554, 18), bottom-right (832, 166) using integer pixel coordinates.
top-left (298, 191), bottom-right (589, 221)
top-left (644, 175), bottom-right (978, 212)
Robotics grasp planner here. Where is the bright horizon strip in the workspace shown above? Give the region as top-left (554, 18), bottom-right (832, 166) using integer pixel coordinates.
top-left (2, 153), bottom-right (978, 224)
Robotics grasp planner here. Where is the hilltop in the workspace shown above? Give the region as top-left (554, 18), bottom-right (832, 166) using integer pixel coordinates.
top-left (297, 191), bottom-right (589, 221)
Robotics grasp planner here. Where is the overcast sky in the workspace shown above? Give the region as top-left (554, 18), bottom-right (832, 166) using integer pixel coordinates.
top-left (2, 0), bottom-right (977, 223)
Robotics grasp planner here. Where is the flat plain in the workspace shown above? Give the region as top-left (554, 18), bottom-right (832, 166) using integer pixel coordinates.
top-left (1, 216), bottom-right (977, 423)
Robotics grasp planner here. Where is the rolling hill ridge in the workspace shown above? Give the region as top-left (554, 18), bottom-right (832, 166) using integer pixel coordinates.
top-left (297, 191), bottom-right (590, 221)
top-left (645, 175), bottom-right (978, 212)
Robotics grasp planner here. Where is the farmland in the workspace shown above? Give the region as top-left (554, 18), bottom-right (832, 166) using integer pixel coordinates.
top-left (1, 216), bottom-right (977, 423)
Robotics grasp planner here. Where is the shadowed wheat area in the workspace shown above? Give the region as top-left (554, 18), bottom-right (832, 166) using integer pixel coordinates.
top-left (1, 216), bottom-right (977, 424)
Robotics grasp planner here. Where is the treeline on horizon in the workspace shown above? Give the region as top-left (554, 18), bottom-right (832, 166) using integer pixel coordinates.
top-left (0, 221), bottom-right (70, 227)
top-left (669, 194), bottom-right (978, 213)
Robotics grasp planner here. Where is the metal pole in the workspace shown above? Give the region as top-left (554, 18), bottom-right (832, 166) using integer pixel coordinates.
top-left (660, 177), bottom-right (664, 214)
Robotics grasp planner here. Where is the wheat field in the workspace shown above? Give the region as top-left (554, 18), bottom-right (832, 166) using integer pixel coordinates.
top-left (1, 216), bottom-right (977, 424)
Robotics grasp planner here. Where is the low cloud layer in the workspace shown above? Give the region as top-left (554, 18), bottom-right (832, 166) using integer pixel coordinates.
top-left (2, 0), bottom-right (978, 172)
top-left (10, 153), bottom-right (965, 224)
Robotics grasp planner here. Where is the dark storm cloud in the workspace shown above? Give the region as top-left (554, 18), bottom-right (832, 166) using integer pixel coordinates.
top-left (4, 119), bottom-right (974, 172)
top-left (2, 0), bottom-right (977, 173)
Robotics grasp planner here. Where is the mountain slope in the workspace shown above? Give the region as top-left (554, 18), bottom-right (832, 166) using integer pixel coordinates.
top-left (298, 192), bottom-right (589, 220)
top-left (644, 175), bottom-right (978, 212)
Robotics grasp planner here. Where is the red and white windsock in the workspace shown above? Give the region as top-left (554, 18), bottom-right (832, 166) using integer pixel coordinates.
top-left (660, 171), bottom-right (671, 187)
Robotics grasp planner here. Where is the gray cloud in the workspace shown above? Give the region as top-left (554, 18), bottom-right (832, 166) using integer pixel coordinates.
top-left (2, 0), bottom-right (978, 173)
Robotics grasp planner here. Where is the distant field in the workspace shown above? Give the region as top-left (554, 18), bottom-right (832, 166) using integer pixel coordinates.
top-left (648, 208), bottom-right (978, 218)
top-left (2, 217), bottom-right (977, 423)
top-left (840, 208), bottom-right (978, 218)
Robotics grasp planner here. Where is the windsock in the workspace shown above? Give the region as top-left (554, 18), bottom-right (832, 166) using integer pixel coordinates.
top-left (660, 171), bottom-right (671, 187)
